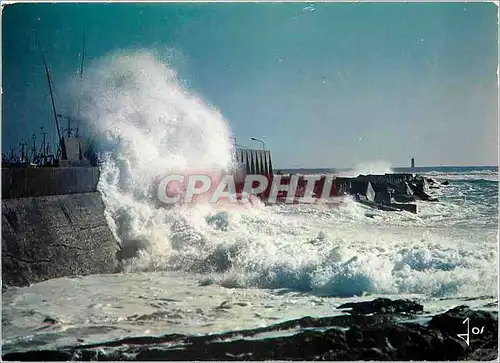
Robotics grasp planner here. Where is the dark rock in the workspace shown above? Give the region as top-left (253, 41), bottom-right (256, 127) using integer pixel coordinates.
top-left (374, 189), bottom-right (392, 204)
top-left (409, 182), bottom-right (431, 200)
top-left (337, 298), bottom-right (424, 315)
top-left (392, 181), bottom-right (414, 196)
top-left (428, 305), bottom-right (498, 356)
top-left (360, 347), bottom-right (391, 360)
top-left (3, 299), bottom-right (497, 361)
top-left (347, 174), bottom-right (441, 214)
top-left (349, 180), bottom-right (376, 202)
top-left (388, 202), bottom-right (418, 214)
top-left (43, 317), bottom-right (58, 324)
top-left (393, 193), bottom-right (416, 203)
top-left (2, 350), bottom-right (73, 361)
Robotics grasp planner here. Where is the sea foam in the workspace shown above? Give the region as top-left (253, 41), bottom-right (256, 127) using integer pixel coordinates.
top-left (72, 51), bottom-right (497, 300)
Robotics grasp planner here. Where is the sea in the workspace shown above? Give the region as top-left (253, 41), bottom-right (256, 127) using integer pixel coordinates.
top-left (2, 52), bottom-right (499, 355)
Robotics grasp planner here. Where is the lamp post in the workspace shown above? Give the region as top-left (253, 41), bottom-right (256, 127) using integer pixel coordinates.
top-left (251, 137), bottom-right (265, 150)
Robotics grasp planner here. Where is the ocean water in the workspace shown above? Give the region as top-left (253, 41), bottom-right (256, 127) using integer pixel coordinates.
top-left (2, 52), bottom-right (498, 355)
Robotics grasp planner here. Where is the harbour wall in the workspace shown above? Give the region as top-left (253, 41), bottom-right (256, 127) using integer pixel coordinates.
top-left (2, 166), bottom-right (100, 198)
top-left (2, 167), bottom-right (121, 288)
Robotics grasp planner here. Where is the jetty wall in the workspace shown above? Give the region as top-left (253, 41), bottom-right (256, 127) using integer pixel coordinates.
top-left (2, 167), bottom-right (100, 198)
top-left (2, 167), bottom-right (121, 288)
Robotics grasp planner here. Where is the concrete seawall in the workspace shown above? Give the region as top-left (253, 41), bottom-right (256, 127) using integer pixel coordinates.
top-left (2, 167), bottom-right (100, 198)
top-left (2, 167), bottom-right (121, 288)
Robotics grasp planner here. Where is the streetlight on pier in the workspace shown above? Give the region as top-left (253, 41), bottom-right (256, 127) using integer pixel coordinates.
top-left (251, 137), bottom-right (266, 150)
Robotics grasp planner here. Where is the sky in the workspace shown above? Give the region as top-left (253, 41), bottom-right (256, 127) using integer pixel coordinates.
top-left (2, 2), bottom-right (498, 168)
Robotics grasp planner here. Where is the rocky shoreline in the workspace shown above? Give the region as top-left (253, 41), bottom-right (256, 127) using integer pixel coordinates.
top-left (3, 298), bottom-right (498, 361)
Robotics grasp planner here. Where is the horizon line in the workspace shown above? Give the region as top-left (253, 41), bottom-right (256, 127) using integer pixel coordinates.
top-left (277, 165), bottom-right (498, 170)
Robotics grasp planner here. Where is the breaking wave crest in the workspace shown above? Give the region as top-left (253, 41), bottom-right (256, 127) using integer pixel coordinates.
top-left (338, 160), bottom-right (394, 177)
top-left (76, 50), bottom-right (233, 256)
top-left (73, 51), bottom-right (497, 299)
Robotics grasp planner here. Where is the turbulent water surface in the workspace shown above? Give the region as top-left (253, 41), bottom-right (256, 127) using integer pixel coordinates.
top-left (2, 53), bottom-right (498, 354)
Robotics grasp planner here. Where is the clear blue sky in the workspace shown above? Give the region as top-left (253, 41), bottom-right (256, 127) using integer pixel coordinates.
top-left (2, 2), bottom-right (498, 168)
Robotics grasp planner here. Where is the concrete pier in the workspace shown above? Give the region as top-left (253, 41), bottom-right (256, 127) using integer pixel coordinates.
top-left (2, 166), bottom-right (100, 198)
top-left (2, 192), bottom-right (121, 287)
top-left (2, 166), bottom-right (121, 288)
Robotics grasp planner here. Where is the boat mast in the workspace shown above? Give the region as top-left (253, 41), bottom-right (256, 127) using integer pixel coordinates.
top-left (19, 142), bottom-right (27, 163)
top-left (76, 30), bottom-right (86, 137)
top-left (35, 33), bottom-right (66, 159)
top-left (31, 133), bottom-right (37, 163)
top-left (39, 127), bottom-right (47, 157)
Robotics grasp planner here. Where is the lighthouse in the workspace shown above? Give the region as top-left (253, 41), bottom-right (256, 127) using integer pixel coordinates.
top-left (410, 157), bottom-right (415, 169)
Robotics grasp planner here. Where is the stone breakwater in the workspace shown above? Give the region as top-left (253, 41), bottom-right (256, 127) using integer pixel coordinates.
top-left (273, 172), bottom-right (442, 213)
top-left (340, 173), bottom-right (442, 214)
top-left (2, 298), bottom-right (497, 361)
top-left (2, 167), bottom-right (121, 288)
